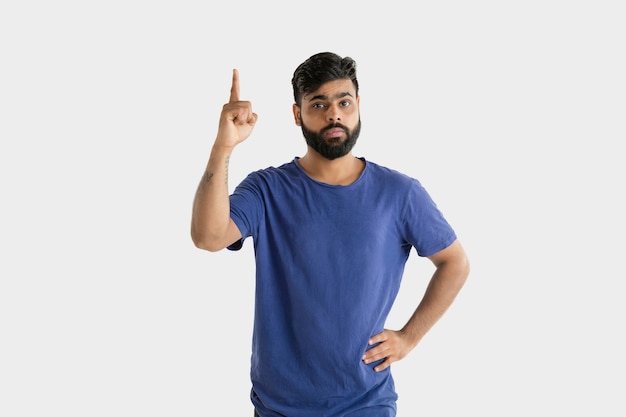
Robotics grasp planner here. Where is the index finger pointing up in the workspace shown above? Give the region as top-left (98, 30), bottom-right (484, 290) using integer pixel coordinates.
top-left (229, 68), bottom-right (240, 103)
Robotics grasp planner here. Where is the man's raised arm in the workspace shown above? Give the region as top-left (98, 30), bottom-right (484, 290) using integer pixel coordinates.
top-left (191, 69), bottom-right (258, 251)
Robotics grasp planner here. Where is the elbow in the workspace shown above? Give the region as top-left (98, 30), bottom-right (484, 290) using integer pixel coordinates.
top-left (461, 253), bottom-right (471, 279)
top-left (456, 255), bottom-right (471, 293)
top-left (461, 258), bottom-right (470, 286)
top-left (453, 240), bottom-right (471, 282)
top-left (455, 251), bottom-right (471, 284)
top-left (190, 230), bottom-right (223, 252)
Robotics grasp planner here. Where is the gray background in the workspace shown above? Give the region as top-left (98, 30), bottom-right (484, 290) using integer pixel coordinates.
top-left (1, 1), bottom-right (624, 415)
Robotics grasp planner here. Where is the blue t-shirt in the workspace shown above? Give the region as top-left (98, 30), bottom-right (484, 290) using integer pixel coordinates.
top-left (228, 157), bottom-right (456, 417)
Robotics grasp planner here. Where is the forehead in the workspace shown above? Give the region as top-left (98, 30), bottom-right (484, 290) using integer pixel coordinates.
top-left (303, 79), bottom-right (356, 102)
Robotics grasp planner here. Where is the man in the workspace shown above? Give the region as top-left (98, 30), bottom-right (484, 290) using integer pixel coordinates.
top-left (191, 52), bottom-right (469, 417)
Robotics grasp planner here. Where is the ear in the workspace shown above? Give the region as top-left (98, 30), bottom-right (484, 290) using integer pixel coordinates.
top-left (292, 103), bottom-right (301, 126)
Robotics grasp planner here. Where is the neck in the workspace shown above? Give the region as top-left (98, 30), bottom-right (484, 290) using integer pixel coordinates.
top-left (297, 151), bottom-right (364, 186)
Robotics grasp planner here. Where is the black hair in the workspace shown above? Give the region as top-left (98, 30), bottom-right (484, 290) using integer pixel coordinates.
top-left (291, 52), bottom-right (359, 107)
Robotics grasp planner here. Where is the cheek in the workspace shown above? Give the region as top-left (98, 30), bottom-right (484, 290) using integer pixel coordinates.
top-left (348, 107), bottom-right (360, 117)
top-left (299, 112), bottom-right (318, 127)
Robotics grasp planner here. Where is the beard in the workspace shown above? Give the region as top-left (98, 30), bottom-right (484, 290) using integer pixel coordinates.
top-left (301, 119), bottom-right (361, 160)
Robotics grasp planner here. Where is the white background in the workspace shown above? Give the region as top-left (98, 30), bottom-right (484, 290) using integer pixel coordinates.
top-left (1, 1), bottom-right (624, 416)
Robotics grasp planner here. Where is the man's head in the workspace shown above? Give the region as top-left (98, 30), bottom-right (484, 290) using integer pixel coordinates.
top-left (291, 52), bottom-right (361, 160)
top-left (291, 52), bottom-right (359, 107)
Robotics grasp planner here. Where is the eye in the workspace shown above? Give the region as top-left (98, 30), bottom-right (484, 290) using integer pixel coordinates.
top-left (340, 100), bottom-right (351, 107)
top-left (312, 103), bottom-right (326, 109)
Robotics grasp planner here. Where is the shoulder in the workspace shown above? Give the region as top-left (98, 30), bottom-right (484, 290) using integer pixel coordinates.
top-left (247, 159), bottom-right (298, 178)
top-left (238, 159), bottom-right (302, 190)
top-left (362, 159), bottom-right (422, 189)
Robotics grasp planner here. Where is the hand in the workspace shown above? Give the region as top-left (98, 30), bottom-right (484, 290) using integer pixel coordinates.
top-left (362, 329), bottom-right (414, 372)
top-left (215, 68), bottom-right (258, 148)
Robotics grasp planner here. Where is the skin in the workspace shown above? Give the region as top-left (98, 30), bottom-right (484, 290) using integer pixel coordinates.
top-left (294, 79), bottom-right (362, 171)
top-left (191, 69), bottom-right (470, 372)
top-left (191, 69), bottom-right (255, 252)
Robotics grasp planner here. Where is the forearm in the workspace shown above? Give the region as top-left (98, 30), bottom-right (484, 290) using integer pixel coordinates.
top-left (190, 144), bottom-right (234, 250)
top-left (401, 251), bottom-right (469, 348)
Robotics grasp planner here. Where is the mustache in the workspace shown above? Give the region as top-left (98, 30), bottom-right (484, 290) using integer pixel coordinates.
top-left (322, 122), bottom-right (349, 133)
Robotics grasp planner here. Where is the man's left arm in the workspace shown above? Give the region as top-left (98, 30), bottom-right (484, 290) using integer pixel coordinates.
top-left (362, 239), bottom-right (470, 372)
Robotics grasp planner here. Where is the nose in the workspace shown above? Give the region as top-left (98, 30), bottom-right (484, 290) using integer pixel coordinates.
top-left (326, 104), bottom-right (341, 122)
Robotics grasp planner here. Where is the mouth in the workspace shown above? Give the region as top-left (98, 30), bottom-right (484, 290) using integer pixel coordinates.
top-left (325, 127), bottom-right (346, 139)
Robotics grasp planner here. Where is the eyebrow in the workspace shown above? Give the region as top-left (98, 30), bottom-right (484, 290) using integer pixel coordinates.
top-left (308, 91), bottom-right (354, 101)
